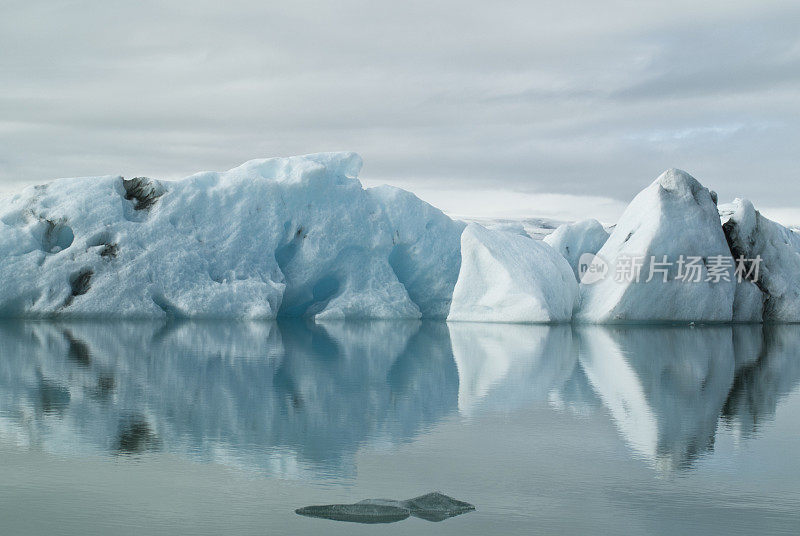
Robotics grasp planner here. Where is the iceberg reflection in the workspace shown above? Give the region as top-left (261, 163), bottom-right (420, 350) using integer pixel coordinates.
top-left (722, 325), bottom-right (800, 438)
top-left (576, 325), bottom-right (800, 471)
top-left (0, 320), bottom-right (798, 477)
top-left (448, 323), bottom-right (800, 472)
top-left (0, 320), bottom-right (457, 478)
top-left (448, 323), bottom-right (579, 416)
top-left (577, 326), bottom-right (736, 471)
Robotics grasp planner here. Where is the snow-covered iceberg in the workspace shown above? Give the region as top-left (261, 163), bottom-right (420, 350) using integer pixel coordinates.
top-left (543, 219), bottom-right (609, 281)
top-left (721, 198), bottom-right (800, 322)
top-left (0, 153), bottom-right (464, 319)
top-left (447, 223), bottom-right (578, 323)
top-left (577, 169), bottom-right (736, 323)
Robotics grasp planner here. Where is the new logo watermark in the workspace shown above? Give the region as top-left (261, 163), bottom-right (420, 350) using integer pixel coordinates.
top-left (577, 253), bottom-right (761, 285)
top-left (578, 253), bottom-right (609, 285)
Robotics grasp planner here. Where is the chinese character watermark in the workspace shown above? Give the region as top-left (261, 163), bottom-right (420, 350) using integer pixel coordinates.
top-left (579, 253), bottom-right (762, 285)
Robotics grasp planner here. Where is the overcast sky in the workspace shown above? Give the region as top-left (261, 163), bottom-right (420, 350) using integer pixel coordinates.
top-left (2, 0), bottom-right (799, 222)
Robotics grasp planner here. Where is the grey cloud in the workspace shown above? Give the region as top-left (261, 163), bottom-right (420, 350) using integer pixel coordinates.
top-left (1, 0), bottom-right (799, 212)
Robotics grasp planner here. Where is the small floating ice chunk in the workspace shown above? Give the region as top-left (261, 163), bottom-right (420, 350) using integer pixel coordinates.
top-left (402, 491), bottom-right (476, 522)
top-left (295, 492), bottom-right (475, 524)
top-left (295, 503), bottom-right (411, 524)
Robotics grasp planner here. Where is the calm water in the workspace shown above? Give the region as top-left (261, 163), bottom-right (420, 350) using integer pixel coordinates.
top-left (1, 320), bottom-right (799, 535)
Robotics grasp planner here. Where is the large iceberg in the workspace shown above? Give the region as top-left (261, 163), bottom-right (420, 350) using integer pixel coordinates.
top-left (721, 198), bottom-right (800, 322)
top-left (577, 169), bottom-right (736, 323)
top-left (447, 223), bottom-right (578, 323)
top-left (0, 153), bottom-right (464, 320)
top-left (543, 219), bottom-right (610, 281)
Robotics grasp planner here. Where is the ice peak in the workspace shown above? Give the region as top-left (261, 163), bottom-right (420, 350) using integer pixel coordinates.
top-left (654, 168), bottom-right (703, 194)
top-left (299, 151), bottom-right (363, 179)
top-left (224, 152), bottom-right (363, 185)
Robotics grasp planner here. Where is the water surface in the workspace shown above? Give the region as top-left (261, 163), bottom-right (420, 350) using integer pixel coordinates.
top-left (1, 320), bottom-right (799, 534)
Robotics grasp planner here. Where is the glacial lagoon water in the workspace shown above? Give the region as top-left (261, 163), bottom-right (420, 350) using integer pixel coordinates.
top-left (1, 320), bottom-right (799, 535)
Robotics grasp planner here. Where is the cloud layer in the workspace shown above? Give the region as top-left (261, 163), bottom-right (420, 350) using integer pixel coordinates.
top-left (2, 0), bottom-right (799, 220)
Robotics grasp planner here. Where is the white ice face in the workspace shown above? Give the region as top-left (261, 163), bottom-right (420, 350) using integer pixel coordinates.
top-left (577, 168), bottom-right (738, 323)
top-left (447, 223), bottom-right (579, 323)
top-left (543, 218), bottom-right (609, 281)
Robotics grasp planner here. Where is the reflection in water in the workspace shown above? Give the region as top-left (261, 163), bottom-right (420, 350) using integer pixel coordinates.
top-left (722, 325), bottom-right (800, 437)
top-left (0, 320), bottom-right (798, 477)
top-left (577, 326), bottom-right (737, 471)
top-left (449, 324), bottom-right (582, 416)
top-left (0, 320), bottom-right (458, 478)
top-left (115, 415), bottom-right (160, 455)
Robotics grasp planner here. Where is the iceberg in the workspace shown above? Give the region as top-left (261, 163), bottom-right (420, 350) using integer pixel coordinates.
top-left (3, 152), bottom-right (797, 324)
top-left (296, 503), bottom-right (411, 524)
top-left (543, 219), bottom-right (610, 281)
top-left (0, 153), bottom-right (463, 320)
top-left (721, 198), bottom-right (800, 321)
top-left (577, 169), bottom-right (736, 323)
top-left (447, 223), bottom-right (578, 323)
